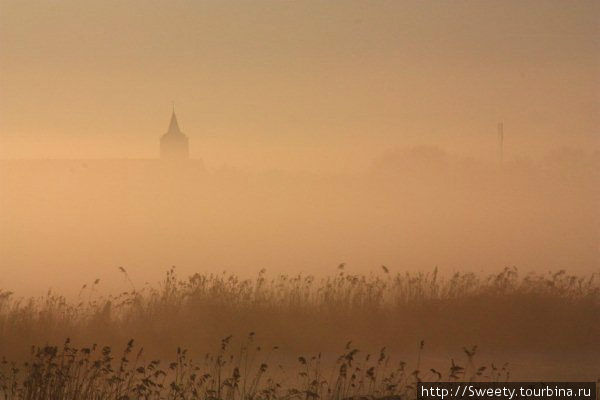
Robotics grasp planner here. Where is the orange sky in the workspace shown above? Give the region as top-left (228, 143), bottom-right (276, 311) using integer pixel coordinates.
top-left (0, 0), bottom-right (598, 170)
top-left (0, 1), bottom-right (599, 296)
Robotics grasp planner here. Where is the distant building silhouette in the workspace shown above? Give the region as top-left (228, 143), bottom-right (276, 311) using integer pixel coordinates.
top-left (160, 108), bottom-right (189, 160)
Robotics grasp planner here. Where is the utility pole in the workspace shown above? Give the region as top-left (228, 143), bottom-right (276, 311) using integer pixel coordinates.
top-left (497, 122), bottom-right (504, 163)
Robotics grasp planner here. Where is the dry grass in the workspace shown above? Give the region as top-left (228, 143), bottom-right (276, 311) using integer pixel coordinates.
top-left (0, 267), bottom-right (599, 396)
top-left (0, 335), bottom-right (507, 400)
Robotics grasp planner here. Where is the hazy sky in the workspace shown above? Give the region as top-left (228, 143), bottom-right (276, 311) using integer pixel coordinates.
top-left (1, 1), bottom-right (599, 296)
top-left (1, 0), bottom-right (598, 169)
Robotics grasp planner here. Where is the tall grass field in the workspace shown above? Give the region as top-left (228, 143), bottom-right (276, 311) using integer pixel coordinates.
top-left (1, 267), bottom-right (599, 399)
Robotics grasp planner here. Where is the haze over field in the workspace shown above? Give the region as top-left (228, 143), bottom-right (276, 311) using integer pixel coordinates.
top-left (0, 150), bottom-right (598, 297)
top-left (0, 0), bottom-right (599, 296)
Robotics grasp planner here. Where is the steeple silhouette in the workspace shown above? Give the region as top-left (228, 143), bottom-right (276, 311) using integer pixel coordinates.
top-left (167, 109), bottom-right (182, 135)
top-left (160, 106), bottom-right (189, 160)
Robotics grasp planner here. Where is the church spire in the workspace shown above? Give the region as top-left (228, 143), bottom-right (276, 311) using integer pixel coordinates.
top-left (160, 104), bottom-right (189, 160)
top-left (167, 106), bottom-right (182, 135)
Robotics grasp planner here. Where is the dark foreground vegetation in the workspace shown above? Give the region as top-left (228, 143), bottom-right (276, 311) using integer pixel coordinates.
top-left (0, 267), bottom-right (599, 397)
top-left (0, 336), bottom-right (505, 400)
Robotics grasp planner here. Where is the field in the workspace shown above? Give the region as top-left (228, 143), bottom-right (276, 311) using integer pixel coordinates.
top-left (1, 267), bottom-right (598, 399)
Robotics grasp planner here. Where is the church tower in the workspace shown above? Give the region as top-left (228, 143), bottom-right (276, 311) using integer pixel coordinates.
top-left (160, 108), bottom-right (189, 160)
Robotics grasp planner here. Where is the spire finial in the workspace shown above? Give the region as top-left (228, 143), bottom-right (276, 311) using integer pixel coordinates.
top-left (172, 101), bottom-right (175, 114)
